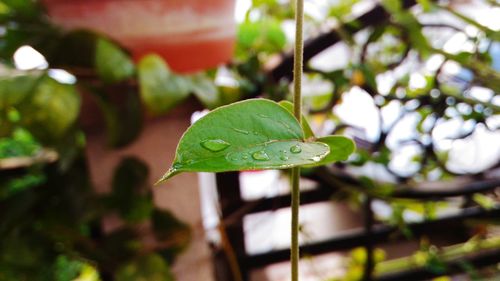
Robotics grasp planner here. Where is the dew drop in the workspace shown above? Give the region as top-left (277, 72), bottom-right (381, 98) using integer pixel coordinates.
top-left (226, 152), bottom-right (239, 162)
top-left (201, 139), bottom-right (231, 152)
top-left (310, 156), bottom-right (322, 162)
top-left (168, 163), bottom-right (182, 174)
top-left (290, 144), bottom-right (302, 154)
top-left (233, 128), bottom-right (250, 135)
top-left (280, 155), bottom-right (289, 161)
top-left (252, 150), bottom-right (270, 161)
top-left (226, 152), bottom-right (250, 164)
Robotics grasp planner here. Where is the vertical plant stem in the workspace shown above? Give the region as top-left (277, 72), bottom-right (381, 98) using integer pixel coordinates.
top-left (291, 0), bottom-right (304, 280)
top-left (290, 168), bottom-right (300, 281)
top-left (293, 0), bottom-right (304, 121)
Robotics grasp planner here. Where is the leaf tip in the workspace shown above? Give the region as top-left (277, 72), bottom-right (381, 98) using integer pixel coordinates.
top-left (154, 168), bottom-right (180, 186)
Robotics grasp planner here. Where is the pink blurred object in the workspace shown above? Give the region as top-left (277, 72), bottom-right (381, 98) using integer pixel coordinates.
top-left (43, 0), bottom-right (236, 73)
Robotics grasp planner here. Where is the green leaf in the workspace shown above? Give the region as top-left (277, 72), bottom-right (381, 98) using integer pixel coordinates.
top-left (0, 128), bottom-right (40, 159)
top-left (237, 19), bottom-right (286, 58)
top-left (158, 99), bottom-right (330, 182)
top-left (101, 229), bottom-right (140, 263)
top-left (278, 100), bottom-right (315, 139)
top-left (382, 0), bottom-right (402, 13)
top-left (328, 0), bottom-right (359, 19)
top-left (219, 85), bottom-right (244, 105)
top-left (188, 73), bottom-right (220, 109)
top-left (53, 255), bottom-right (101, 281)
top-left (17, 75), bottom-right (80, 142)
top-left (138, 55), bottom-right (191, 115)
top-left (0, 69), bottom-right (42, 108)
top-left (472, 193), bottom-right (495, 210)
top-left (417, 0), bottom-right (432, 12)
top-left (92, 88), bottom-right (143, 148)
top-left (1, 0), bottom-right (41, 19)
top-left (394, 13), bottom-right (430, 57)
top-left (152, 209), bottom-right (191, 263)
top-left (357, 64), bottom-right (378, 90)
top-left (95, 38), bottom-right (135, 83)
top-left (152, 210), bottom-right (191, 242)
top-left (304, 135), bottom-right (355, 167)
top-left (116, 254), bottom-right (173, 281)
top-left (110, 157), bottom-right (153, 223)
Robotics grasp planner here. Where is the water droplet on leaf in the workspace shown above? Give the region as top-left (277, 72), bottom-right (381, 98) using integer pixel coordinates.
top-left (280, 155), bottom-right (289, 161)
top-left (201, 139), bottom-right (231, 152)
top-left (290, 144), bottom-right (302, 154)
top-left (226, 152), bottom-right (250, 164)
top-left (310, 156), bottom-right (322, 162)
top-left (252, 150), bottom-right (270, 161)
top-left (226, 152), bottom-right (239, 162)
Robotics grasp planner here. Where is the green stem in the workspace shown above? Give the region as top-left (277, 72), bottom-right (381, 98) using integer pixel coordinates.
top-left (290, 167), bottom-right (300, 281)
top-left (293, 0), bottom-right (304, 121)
top-left (291, 0), bottom-right (304, 280)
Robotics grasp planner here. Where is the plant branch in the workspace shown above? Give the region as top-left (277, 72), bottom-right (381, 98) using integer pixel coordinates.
top-left (376, 236), bottom-right (500, 281)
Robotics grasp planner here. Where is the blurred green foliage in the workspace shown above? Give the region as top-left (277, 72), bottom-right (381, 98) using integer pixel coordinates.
top-left (0, 128), bottom-right (39, 158)
top-left (0, 1), bottom-right (193, 280)
top-left (1, 154), bottom-right (190, 281)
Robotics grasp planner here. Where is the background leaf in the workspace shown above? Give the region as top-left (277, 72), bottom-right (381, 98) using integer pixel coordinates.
top-left (17, 75), bottom-right (80, 142)
top-left (92, 88), bottom-right (143, 148)
top-left (115, 254), bottom-right (173, 281)
top-left (152, 210), bottom-right (191, 264)
top-left (0, 69), bottom-right (42, 108)
top-left (95, 38), bottom-right (135, 84)
top-left (110, 157), bottom-right (152, 223)
top-left (237, 19), bottom-right (286, 59)
top-left (138, 55), bottom-right (191, 115)
top-left (188, 73), bottom-right (220, 109)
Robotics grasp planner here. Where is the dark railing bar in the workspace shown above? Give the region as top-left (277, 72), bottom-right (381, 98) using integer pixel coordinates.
top-left (239, 186), bottom-right (337, 215)
top-left (223, 176), bottom-right (500, 220)
top-left (391, 179), bottom-right (500, 199)
top-left (242, 207), bottom-right (500, 268)
top-left (310, 170), bottom-right (500, 200)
